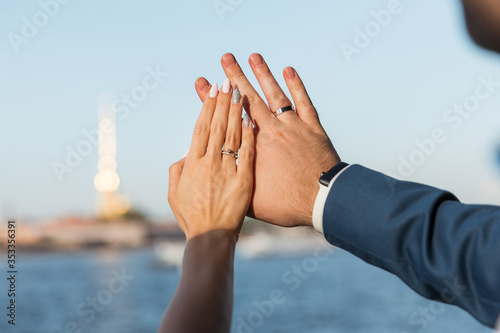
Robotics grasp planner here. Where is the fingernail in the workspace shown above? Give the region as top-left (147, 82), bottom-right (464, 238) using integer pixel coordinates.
top-left (250, 54), bottom-right (263, 67)
top-left (232, 88), bottom-right (241, 104)
top-left (209, 83), bottom-right (218, 98)
top-left (222, 53), bottom-right (236, 68)
top-left (195, 77), bottom-right (209, 90)
top-left (222, 78), bottom-right (231, 94)
top-left (243, 113), bottom-right (251, 128)
top-left (284, 67), bottom-right (296, 80)
top-left (182, 149), bottom-right (189, 158)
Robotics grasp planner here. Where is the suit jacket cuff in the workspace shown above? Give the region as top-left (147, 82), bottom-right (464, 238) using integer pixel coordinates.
top-left (312, 165), bottom-right (351, 234)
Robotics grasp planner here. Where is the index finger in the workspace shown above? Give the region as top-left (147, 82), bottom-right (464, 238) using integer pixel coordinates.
top-left (189, 83), bottom-right (219, 158)
top-left (221, 53), bottom-right (276, 128)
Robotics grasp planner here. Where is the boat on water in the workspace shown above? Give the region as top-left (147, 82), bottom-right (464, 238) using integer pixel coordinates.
top-left (152, 229), bottom-right (333, 269)
top-left (153, 241), bottom-right (185, 270)
top-left (237, 231), bottom-right (329, 260)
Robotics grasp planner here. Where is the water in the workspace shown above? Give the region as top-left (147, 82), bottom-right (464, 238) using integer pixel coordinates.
top-left (0, 247), bottom-right (493, 333)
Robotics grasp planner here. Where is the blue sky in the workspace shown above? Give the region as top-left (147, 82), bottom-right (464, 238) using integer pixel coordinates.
top-left (1, 0), bottom-right (500, 221)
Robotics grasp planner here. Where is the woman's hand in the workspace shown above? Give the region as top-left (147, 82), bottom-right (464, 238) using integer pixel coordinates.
top-left (160, 79), bottom-right (254, 333)
top-left (168, 78), bottom-right (254, 241)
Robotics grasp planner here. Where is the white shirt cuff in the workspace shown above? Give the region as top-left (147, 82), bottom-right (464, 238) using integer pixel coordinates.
top-left (312, 165), bottom-right (351, 234)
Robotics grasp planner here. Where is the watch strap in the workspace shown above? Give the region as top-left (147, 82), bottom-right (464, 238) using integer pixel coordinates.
top-left (319, 162), bottom-right (349, 187)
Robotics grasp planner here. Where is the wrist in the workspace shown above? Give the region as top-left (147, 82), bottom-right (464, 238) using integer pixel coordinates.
top-left (182, 215), bottom-right (242, 243)
top-left (301, 159), bottom-right (344, 228)
top-left (185, 229), bottom-right (239, 249)
top-left (312, 162), bottom-right (350, 233)
top-left (183, 229), bottom-right (238, 274)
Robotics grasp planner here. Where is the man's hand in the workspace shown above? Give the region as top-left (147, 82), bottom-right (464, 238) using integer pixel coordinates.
top-left (195, 53), bottom-right (340, 228)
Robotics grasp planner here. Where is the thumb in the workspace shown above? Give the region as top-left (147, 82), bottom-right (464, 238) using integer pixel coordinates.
top-left (168, 157), bottom-right (186, 203)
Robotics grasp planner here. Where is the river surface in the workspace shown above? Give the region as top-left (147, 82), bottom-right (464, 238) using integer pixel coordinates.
top-left (0, 246), bottom-right (494, 333)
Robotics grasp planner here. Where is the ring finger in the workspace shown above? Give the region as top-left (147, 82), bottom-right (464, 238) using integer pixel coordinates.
top-left (249, 53), bottom-right (296, 121)
top-left (222, 87), bottom-right (243, 169)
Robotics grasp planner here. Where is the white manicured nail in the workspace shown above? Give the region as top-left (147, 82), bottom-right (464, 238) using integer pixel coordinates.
top-left (182, 149), bottom-right (189, 158)
top-left (222, 78), bottom-right (231, 94)
top-left (209, 83), bottom-right (218, 98)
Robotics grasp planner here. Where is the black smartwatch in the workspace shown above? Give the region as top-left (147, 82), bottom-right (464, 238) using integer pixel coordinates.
top-left (319, 162), bottom-right (349, 187)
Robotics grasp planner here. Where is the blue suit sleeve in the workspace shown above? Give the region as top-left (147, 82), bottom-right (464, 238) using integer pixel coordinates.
top-left (322, 164), bottom-right (500, 328)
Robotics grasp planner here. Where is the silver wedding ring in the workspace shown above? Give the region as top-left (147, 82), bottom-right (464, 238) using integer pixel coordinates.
top-left (273, 106), bottom-right (294, 117)
top-left (221, 149), bottom-right (238, 159)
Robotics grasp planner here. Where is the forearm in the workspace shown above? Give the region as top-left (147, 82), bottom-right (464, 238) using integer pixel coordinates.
top-left (321, 165), bottom-right (500, 327)
top-left (158, 229), bottom-right (238, 333)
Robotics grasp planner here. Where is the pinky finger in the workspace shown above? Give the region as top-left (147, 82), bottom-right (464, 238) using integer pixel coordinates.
top-left (237, 113), bottom-right (255, 176)
top-left (283, 67), bottom-right (319, 125)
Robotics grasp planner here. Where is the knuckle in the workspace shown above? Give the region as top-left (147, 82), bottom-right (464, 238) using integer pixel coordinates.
top-left (224, 136), bottom-right (237, 151)
top-left (219, 95), bottom-right (231, 106)
top-left (211, 122), bottom-right (226, 135)
top-left (238, 147), bottom-right (253, 161)
top-left (297, 101), bottom-right (314, 111)
top-left (270, 94), bottom-right (290, 107)
top-left (237, 174), bottom-right (252, 187)
top-left (225, 131), bottom-right (238, 147)
top-left (246, 93), bottom-right (261, 107)
top-left (216, 100), bottom-right (230, 113)
top-left (242, 129), bottom-right (254, 143)
top-left (231, 72), bottom-right (247, 81)
top-left (268, 122), bottom-right (283, 136)
top-left (229, 104), bottom-right (242, 116)
top-left (193, 123), bottom-right (209, 136)
top-left (168, 163), bottom-right (179, 174)
top-left (257, 63), bottom-right (272, 75)
top-left (205, 160), bottom-right (217, 173)
top-left (290, 80), bottom-right (303, 92)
